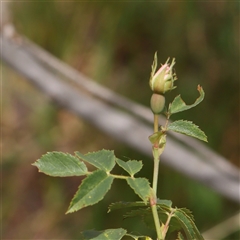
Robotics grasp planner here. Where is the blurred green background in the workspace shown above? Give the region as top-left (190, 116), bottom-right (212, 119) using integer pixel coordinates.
top-left (2, 1), bottom-right (239, 239)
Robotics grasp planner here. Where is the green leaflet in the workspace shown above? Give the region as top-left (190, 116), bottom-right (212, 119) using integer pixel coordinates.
top-left (173, 209), bottom-right (204, 240)
top-left (79, 228), bottom-right (127, 240)
top-left (156, 199), bottom-right (172, 208)
top-left (108, 199), bottom-right (172, 213)
top-left (116, 158), bottom-right (143, 176)
top-left (32, 152), bottom-right (88, 177)
top-left (67, 170), bottom-right (114, 213)
top-left (169, 85), bottom-right (205, 114)
top-left (167, 120), bottom-right (208, 142)
top-left (123, 208), bottom-right (174, 232)
top-left (122, 205), bottom-right (202, 237)
top-left (126, 178), bottom-right (152, 204)
top-left (108, 201), bottom-right (147, 213)
top-left (75, 149), bottom-right (116, 172)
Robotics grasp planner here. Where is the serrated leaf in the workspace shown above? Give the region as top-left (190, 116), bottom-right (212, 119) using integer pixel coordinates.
top-left (75, 150), bottom-right (116, 172)
top-left (169, 85), bottom-right (205, 114)
top-left (123, 207), bottom-right (181, 233)
top-left (167, 120), bottom-right (208, 142)
top-left (123, 208), bottom-right (166, 231)
top-left (173, 208), bottom-right (204, 240)
top-left (116, 159), bottom-right (143, 176)
top-left (123, 209), bottom-right (158, 231)
top-left (124, 208), bottom-right (152, 219)
top-left (180, 208), bottom-right (195, 221)
top-left (67, 170), bottom-right (114, 213)
top-left (126, 178), bottom-right (151, 204)
top-left (108, 201), bottom-right (146, 213)
top-left (108, 199), bottom-right (172, 213)
top-left (32, 152), bottom-right (88, 177)
top-left (156, 199), bottom-right (172, 208)
top-left (79, 228), bottom-right (127, 240)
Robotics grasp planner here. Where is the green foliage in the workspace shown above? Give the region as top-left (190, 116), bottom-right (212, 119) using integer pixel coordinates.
top-left (79, 228), bottom-right (127, 240)
top-left (116, 201), bottom-right (203, 240)
top-left (33, 54), bottom-right (208, 239)
top-left (108, 201), bottom-right (151, 212)
top-left (75, 150), bottom-right (116, 172)
top-left (167, 120), bottom-right (207, 142)
top-left (5, 2), bottom-right (238, 238)
top-left (32, 152), bottom-right (88, 177)
top-left (169, 85), bottom-right (205, 114)
top-left (116, 158), bottom-right (143, 177)
top-left (126, 178), bottom-right (151, 204)
top-left (34, 150), bottom-right (152, 211)
top-left (67, 170), bottom-right (114, 213)
top-left (172, 209), bottom-right (204, 240)
top-left (33, 148), bottom-right (205, 239)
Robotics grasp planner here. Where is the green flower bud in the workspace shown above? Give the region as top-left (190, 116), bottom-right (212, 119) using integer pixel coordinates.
top-left (149, 57), bottom-right (177, 94)
top-left (150, 93), bottom-right (165, 114)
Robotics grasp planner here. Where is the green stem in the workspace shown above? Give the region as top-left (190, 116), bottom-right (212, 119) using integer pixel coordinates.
top-left (151, 113), bottom-right (163, 239)
top-left (152, 147), bottom-right (160, 194)
top-left (152, 113), bottom-right (160, 194)
top-left (151, 204), bottom-right (163, 240)
top-left (110, 174), bottom-right (129, 179)
top-left (154, 114), bottom-right (159, 133)
top-left (162, 209), bottom-right (175, 239)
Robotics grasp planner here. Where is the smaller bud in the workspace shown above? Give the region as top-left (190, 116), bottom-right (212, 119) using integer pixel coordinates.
top-left (150, 93), bottom-right (165, 114)
top-left (149, 57), bottom-right (177, 94)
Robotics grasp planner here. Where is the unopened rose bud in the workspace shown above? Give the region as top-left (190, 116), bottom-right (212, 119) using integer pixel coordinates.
top-left (149, 57), bottom-right (177, 94)
top-left (150, 93), bottom-right (165, 114)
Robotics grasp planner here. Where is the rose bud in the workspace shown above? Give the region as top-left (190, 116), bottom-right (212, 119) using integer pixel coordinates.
top-left (149, 57), bottom-right (177, 94)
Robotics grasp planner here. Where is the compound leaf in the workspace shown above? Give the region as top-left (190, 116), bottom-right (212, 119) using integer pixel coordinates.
top-left (67, 170), bottom-right (114, 213)
top-left (167, 120), bottom-right (207, 142)
top-left (116, 158), bottom-right (143, 176)
top-left (79, 228), bottom-right (127, 240)
top-left (32, 152), bottom-right (88, 177)
top-left (126, 178), bottom-right (152, 204)
top-left (169, 85), bottom-right (204, 114)
top-left (75, 150), bottom-right (116, 172)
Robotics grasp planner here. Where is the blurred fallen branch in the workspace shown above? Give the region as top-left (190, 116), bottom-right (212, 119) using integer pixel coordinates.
top-left (1, 32), bottom-right (240, 203)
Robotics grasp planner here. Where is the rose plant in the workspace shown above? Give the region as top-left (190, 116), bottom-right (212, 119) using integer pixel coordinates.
top-left (33, 53), bottom-right (207, 240)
